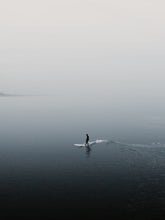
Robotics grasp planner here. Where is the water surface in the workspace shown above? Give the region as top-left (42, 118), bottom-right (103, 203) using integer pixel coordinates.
top-left (0, 96), bottom-right (165, 218)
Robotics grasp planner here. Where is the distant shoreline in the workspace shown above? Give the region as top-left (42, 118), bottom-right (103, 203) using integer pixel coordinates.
top-left (0, 93), bottom-right (21, 97)
top-left (0, 93), bottom-right (11, 97)
top-left (0, 93), bottom-right (49, 97)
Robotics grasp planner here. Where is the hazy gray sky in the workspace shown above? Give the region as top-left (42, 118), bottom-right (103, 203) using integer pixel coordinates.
top-left (1, 0), bottom-right (165, 101)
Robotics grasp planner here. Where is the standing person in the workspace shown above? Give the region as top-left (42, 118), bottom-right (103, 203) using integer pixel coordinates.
top-left (86, 134), bottom-right (89, 146)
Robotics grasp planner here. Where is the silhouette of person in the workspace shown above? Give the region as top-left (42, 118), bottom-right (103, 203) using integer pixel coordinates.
top-left (86, 134), bottom-right (89, 146)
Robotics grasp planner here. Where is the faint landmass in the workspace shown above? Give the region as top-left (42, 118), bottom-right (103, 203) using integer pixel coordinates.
top-left (0, 92), bottom-right (48, 97)
top-left (0, 92), bottom-right (10, 96)
top-left (0, 92), bottom-right (21, 97)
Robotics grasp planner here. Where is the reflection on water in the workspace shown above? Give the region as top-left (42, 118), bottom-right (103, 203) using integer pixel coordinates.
top-left (85, 145), bottom-right (91, 157)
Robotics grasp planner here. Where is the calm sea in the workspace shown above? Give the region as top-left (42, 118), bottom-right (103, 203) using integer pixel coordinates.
top-left (0, 96), bottom-right (165, 219)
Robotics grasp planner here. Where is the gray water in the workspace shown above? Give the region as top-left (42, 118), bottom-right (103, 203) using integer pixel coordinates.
top-left (0, 96), bottom-right (165, 218)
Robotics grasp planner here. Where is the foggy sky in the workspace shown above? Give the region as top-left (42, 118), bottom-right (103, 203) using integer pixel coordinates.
top-left (1, 0), bottom-right (165, 103)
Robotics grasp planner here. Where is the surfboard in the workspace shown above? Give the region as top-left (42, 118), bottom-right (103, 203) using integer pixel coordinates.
top-left (74, 139), bottom-right (108, 147)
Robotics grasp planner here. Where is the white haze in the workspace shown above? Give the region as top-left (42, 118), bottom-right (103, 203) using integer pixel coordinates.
top-left (0, 0), bottom-right (165, 107)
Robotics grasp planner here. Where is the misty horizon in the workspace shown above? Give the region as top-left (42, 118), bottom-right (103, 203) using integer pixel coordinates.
top-left (1, 0), bottom-right (165, 219)
top-left (1, 0), bottom-right (165, 104)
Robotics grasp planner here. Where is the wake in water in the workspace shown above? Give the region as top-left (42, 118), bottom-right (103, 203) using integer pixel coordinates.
top-left (74, 138), bottom-right (165, 158)
top-left (74, 139), bottom-right (165, 148)
top-left (112, 141), bottom-right (165, 148)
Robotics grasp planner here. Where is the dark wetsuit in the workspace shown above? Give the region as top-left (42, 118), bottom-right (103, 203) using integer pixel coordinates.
top-left (86, 134), bottom-right (89, 145)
